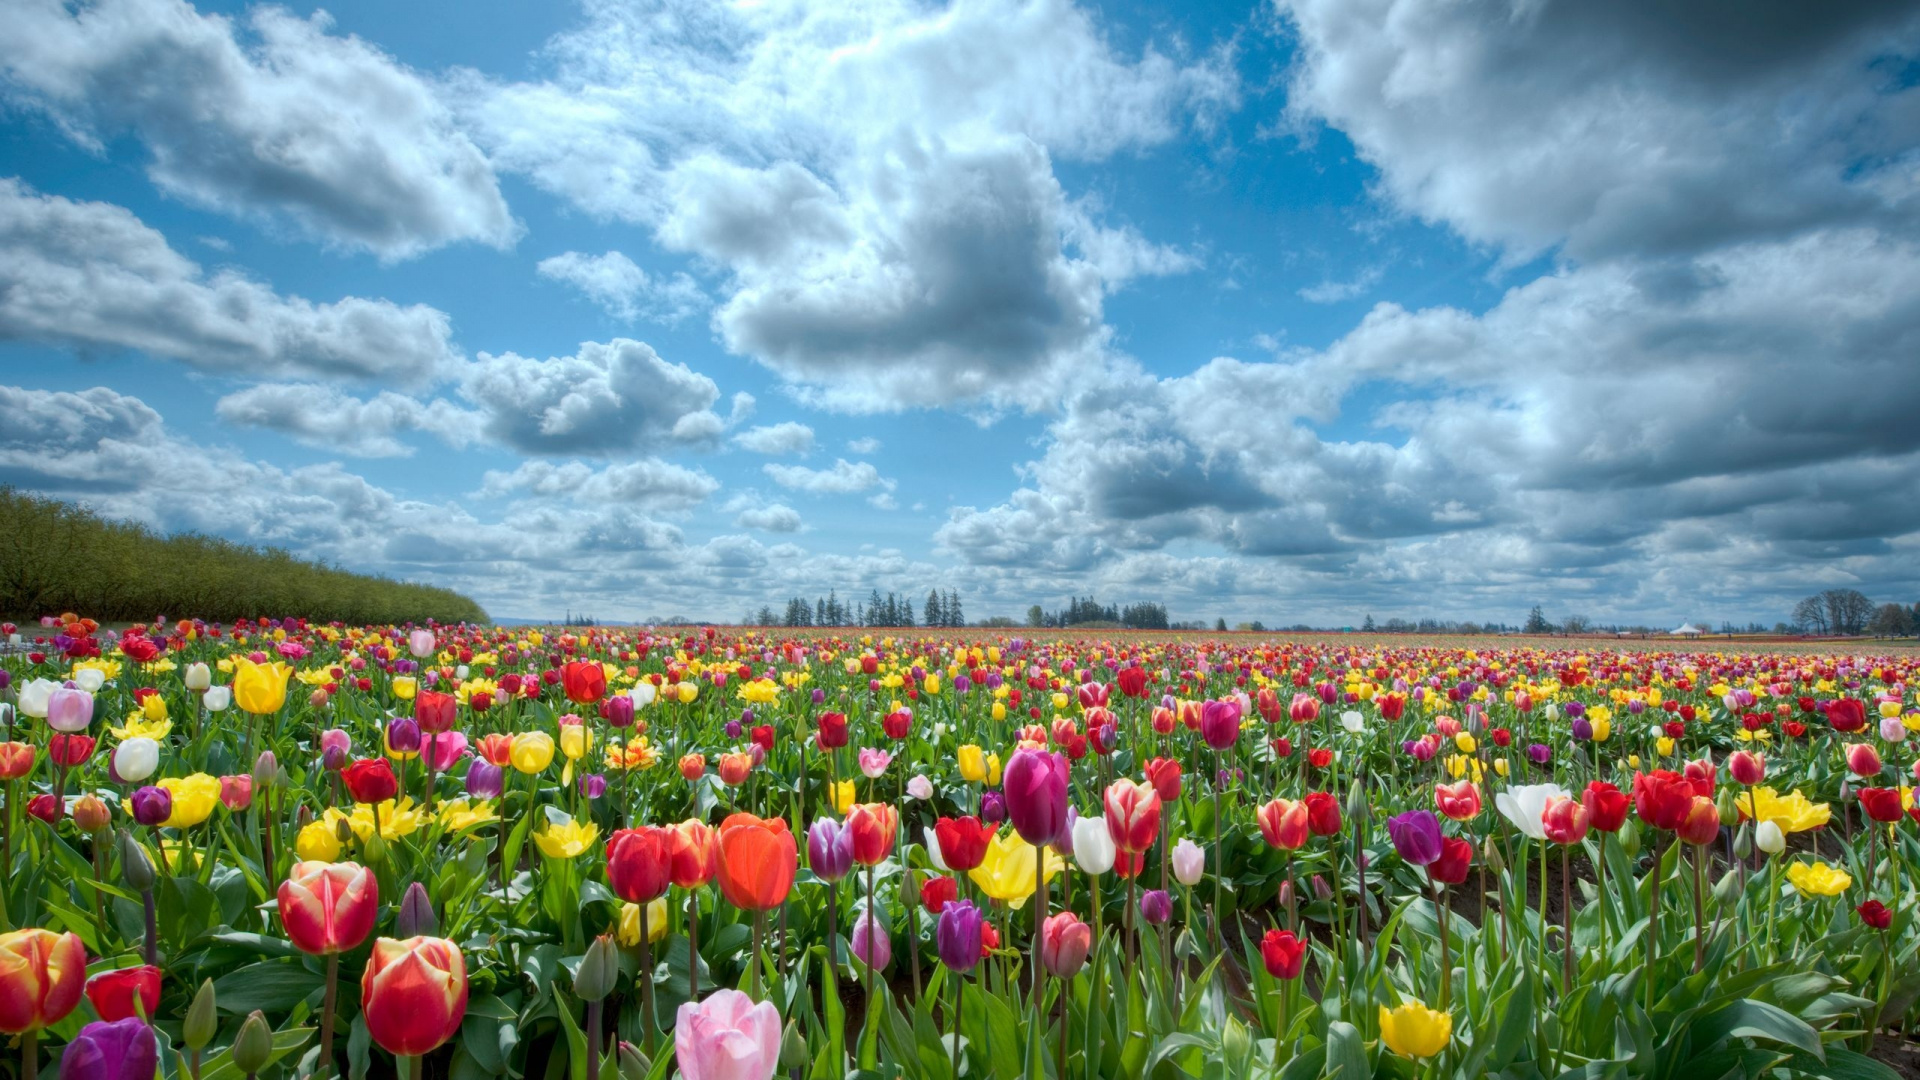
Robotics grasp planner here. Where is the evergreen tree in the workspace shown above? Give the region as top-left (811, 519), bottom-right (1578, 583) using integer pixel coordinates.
top-left (926, 589), bottom-right (941, 627)
top-left (1524, 606), bottom-right (1553, 634)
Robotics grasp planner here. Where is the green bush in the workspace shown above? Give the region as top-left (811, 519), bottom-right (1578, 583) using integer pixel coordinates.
top-left (0, 487), bottom-right (487, 625)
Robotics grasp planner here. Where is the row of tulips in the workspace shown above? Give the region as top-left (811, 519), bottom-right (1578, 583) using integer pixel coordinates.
top-left (0, 613), bottom-right (1916, 1080)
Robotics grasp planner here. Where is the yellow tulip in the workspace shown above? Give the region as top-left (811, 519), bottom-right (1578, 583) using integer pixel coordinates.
top-left (924, 675), bottom-right (940, 695)
top-left (535, 816), bottom-right (600, 859)
top-left (830, 780), bottom-right (856, 815)
top-left (1378, 1001), bottom-right (1451, 1058)
top-left (1656, 736), bottom-right (1675, 756)
top-left (675, 682), bottom-right (698, 704)
top-left (1785, 860), bottom-right (1851, 898)
top-left (1492, 758), bottom-right (1509, 778)
top-left (108, 715), bottom-right (173, 741)
top-left (957, 745), bottom-right (987, 783)
top-left (511, 732), bottom-right (555, 774)
top-left (1452, 733), bottom-right (1476, 753)
top-left (991, 702), bottom-right (1007, 722)
top-left (158, 774), bottom-right (222, 829)
top-left (1737, 787), bottom-right (1831, 834)
top-left (967, 830), bottom-right (1063, 908)
top-left (232, 658), bottom-right (292, 715)
top-left (295, 819), bottom-right (343, 862)
top-left (439, 799), bottom-right (498, 832)
top-left (327, 800), bottom-right (423, 842)
top-left (390, 676), bottom-right (418, 701)
top-left (1591, 716), bottom-right (1611, 742)
top-left (617, 899), bottom-right (670, 946)
top-left (987, 753), bottom-right (1002, 787)
top-left (140, 694), bottom-right (168, 723)
top-left (1051, 692), bottom-right (1068, 711)
top-left (560, 724), bottom-right (592, 761)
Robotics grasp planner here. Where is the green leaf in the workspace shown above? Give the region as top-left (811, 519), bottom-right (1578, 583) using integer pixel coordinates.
top-left (1777, 1046), bottom-right (1904, 1080)
top-left (1323, 1020), bottom-right (1365, 1080)
top-left (213, 960), bottom-right (325, 1014)
top-left (1686, 999), bottom-right (1823, 1061)
top-left (198, 1026), bottom-right (315, 1080)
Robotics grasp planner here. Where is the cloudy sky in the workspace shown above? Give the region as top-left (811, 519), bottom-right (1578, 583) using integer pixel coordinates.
top-left (3, 0), bottom-right (1917, 626)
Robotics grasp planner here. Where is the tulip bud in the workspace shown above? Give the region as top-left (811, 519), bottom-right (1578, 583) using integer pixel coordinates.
top-left (253, 751), bottom-right (280, 790)
top-left (184, 979), bottom-right (218, 1050)
top-left (395, 882), bottom-right (438, 938)
top-left (1714, 788), bottom-right (1739, 826)
top-left (618, 1041), bottom-right (652, 1080)
top-left (119, 829), bottom-right (155, 890)
top-left (1479, 836), bottom-right (1505, 873)
top-left (362, 828), bottom-right (388, 867)
top-left (1732, 824), bottom-right (1752, 860)
top-left (780, 1019), bottom-right (809, 1071)
top-left (233, 1010), bottom-right (274, 1073)
top-left (573, 934), bottom-right (619, 1002)
top-left (71, 794), bottom-right (110, 833)
top-left (309, 688), bottom-right (329, 709)
top-left (1617, 817), bottom-right (1642, 859)
top-left (1712, 869), bottom-right (1742, 906)
top-left (1755, 820), bottom-right (1786, 855)
top-left (1346, 777), bottom-right (1367, 821)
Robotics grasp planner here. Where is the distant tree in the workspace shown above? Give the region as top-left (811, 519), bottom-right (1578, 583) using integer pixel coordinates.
top-left (1561, 614), bottom-right (1591, 634)
top-left (1868, 603), bottom-right (1913, 637)
top-left (1026, 604), bottom-right (1046, 628)
top-left (946, 590), bottom-right (964, 628)
top-left (1362, 613), bottom-right (1376, 632)
top-left (1523, 606), bottom-right (1553, 634)
top-left (1791, 595), bottom-right (1829, 634)
top-left (1249, 620), bottom-right (1266, 632)
top-left (1822, 588), bottom-right (1874, 635)
top-left (1214, 617), bottom-right (1228, 632)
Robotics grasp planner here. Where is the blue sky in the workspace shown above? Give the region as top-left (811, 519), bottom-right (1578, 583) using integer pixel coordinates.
top-left (2, 0), bottom-right (1917, 626)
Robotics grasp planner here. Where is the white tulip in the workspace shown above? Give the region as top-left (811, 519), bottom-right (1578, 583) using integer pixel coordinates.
top-left (17, 678), bottom-right (58, 718)
top-left (631, 682), bottom-right (657, 708)
top-left (1072, 816), bottom-right (1115, 875)
top-left (1171, 837), bottom-right (1206, 886)
top-left (73, 668), bottom-right (106, 693)
top-left (1755, 820), bottom-right (1786, 855)
top-left (1494, 782), bottom-right (1570, 841)
top-left (114, 737), bottom-right (159, 782)
top-left (907, 775), bottom-right (934, 801)
top-left (924, 826), bottom-right (950, 872)
top-left (1339, 710), bottom-right (1365, 733)
top-left (203, 686), bottom-right (233, 712)
top-left (184, 662), bottom-right (212, 691)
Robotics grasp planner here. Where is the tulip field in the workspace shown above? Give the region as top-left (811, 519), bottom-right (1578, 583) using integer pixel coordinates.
top-left (4, 616), bottom-right (1920, 1080)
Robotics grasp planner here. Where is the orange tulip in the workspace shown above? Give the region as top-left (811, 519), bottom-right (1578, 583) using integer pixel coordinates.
top-left (1434, 781), bottom-right (1482, 821)
top-left (1255, 798), bottom-right (1310, 851)
top-left (667, 819), bottom-right (718, 888)
top-left (0, 928), bottom-right (86, 1033)
top-left (716, 813), bottom-right (796, 911)
top-left (845, 803), bottom-right (899, 866)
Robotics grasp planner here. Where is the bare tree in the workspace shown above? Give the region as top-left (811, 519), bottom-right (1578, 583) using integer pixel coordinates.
top-left (1792, 595), bottom-right (1830, 634)
top-left (1821, 588), bottom-right (1875, 635)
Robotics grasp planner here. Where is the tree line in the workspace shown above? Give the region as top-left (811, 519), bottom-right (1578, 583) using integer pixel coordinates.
top-left (0, 488), bottom-right (488, 626)
top-left (1025, 597), bottom-right (1173, 630)
top-left (1792, 589), bottom-right (1916, 637)
top-left (750, 589), bottom-right (967, 628)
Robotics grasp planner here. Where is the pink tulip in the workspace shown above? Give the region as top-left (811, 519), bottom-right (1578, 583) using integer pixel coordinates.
top-left (424, 731), bottom-right (471, 772)
top-left (675, 989), bottom-right (780, 1080)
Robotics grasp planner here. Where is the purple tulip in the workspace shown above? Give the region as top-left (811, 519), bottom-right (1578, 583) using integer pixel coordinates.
top-left (1387, 810), bottom-right (1443, 867)
top-left (605, 695), bottom-right (635, 728)
top-left (937, 900), bottom-right (984, 972)
top-left (1569, 718), bottom-right (1593, 741)
top-left (387, 717), bottom-right (421, 754)
top-left (130, 786), bottom-right (172, 827)
top-left (852, 912), bottom-right (891, 970)
top-left (465, 760), bottom-right (504, 800)
top-left (808, 817), bottom-right (855, 882)
top-left (953, 675), bottom-right (972, 694)
top-left (1002, 748), bottom-right (1069, 846)
top-left (60, 1017), bottom-right (157, 1080)
top-left (724, 720), bottom-right (742, 739)
top-left (1563, 701), bottom-right (1586, 720)
top-left (321, 745), bottom-right (349, 772)
top-left (980, 791), bottom-right (1008, 825)
top-left (812, 688), bottom-right (827, 705)
top-left (1139, 889), bottom-right (1172, 925)
top-left (1199, 699), bottom-right (1241, 750)
top-left (578, 773), bottom-right (608, 799)
top-left (1527, 743), bottom-right (1552, 766)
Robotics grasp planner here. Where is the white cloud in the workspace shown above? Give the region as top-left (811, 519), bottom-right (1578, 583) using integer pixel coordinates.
top-left (477, 459), bottom-right (719, 513)
top-left (0, 0), bottom-right (516, 259)
top-left (215, 383), bottom-right (481, 457)
top-left (455, 0), bottom-right (1231, 410)
top-left (1297, 265), bottom-right (1382, 304)
top-left (459, 339), bottom-right (726, 456)
top-left (0, 179), bottom-right (459, 382)
top-left (536, 250), bottom-right (706, 323)
top-left (734, 503), bottom-right (805, 533)
top-left (763, 458), bottom-right (894, 496)
top-left (1276, 0), bottom-right (1920, 262)
top-left (846, 436), bottom-right (881, 454)
top-left (732, 422), bottom-right (815, 457)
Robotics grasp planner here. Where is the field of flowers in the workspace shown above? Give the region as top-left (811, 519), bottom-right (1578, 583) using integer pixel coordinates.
top-left (1, 614), bottom-right (1916, 1080)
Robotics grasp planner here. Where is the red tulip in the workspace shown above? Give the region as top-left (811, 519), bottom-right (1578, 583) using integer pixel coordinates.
top-left (1542, 796), bottom-right (1589, 845)
top-left (83, 965), bottom-right (161, 1022)
top-left (415, 690), bottom-right (458, 735)
top-left (715, 814), bottom-right (796, 911)
top-left (933, 816), bottom-right (993, 872)
top-left (1115, 667), bottom-right (1148, 699)
top-left (1827, 698), bottom-right (1868, 733)
top-left (1428, 836), bottom-right (1473, 885)
top-left (1260, 928), bottom-right (1306, 979)
top-left (666, 820), bottom-right (718, 888)
top-left (816, 712), bottom-right (849, 750)
top-left (606, 827), bottom-right (673, 903)
top-left (1681, 759), bottom-right (1717, 799)
top-left (921, 874), bottom-right (958, 914)
top-left (1102, 779), bottom-right (1161, 853)
top-left (1631, 771), bottom-right (1693, 831)
top-left (1255, 798), bottom-right (1309, 851)
top-left (1726, 751), bottom-right (1765, 786)
top-left (278, 861), bottom-right (379, 955)
top-left (0, 928), bottom-right (86, 1033)
top-left (360, 936), bottom-right (468, 1057)
top-left (50, 734), bottom-right (96, 767)
top-left (1847, 744), bottom-right (1884, 778)
top-left (1676, 796), bottom-right (1721, 846)
top-left (1143, 757), bottom-right (1182, 801)
top-left (1859, 787), bottom-right (1905, 824)
top-left (0, 742), bottom-right (33, 779)
top-left (1583, 781), bottom-right (1630, 833)
top-left (1434, 781), bottom-right (1481, 821)
top-left (846, 803), bottom-right (898, 866)
top-left (1303, 790), bottom-right (1342, 836)
top-left (341, 759), bottom-right (398, 804)
top-left (1858, 900), bottom-right (1893, 930)
top-left (561, 661), bottom-right (606, 705)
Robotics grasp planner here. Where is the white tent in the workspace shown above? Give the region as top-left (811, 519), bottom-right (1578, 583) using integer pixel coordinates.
top-left (1671, 623), bottom-right (1706, 636)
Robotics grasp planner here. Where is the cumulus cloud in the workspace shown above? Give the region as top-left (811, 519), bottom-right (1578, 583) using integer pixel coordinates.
top-left (734, 504), bottom-right (805, 533)
top-left (476, 459), bottom-right (719, 513)
top-left (459, 339), bottom-right (726, 456)
top-left (1276, 0), bottom-right (1920, 262)
top-left (846, 436), bottom-right (881, 454)
top-left (732, 422), bottom-right (815, 457)
top-left (0, 179), bottom-right (459, 382)
top-left (215, 384), bottom-right (482, 457)
top-left (455, 0), bottom-right (1230, 410)
top-left (763, 458), bottom-right (894, 496)
top-left (0, 0), bottom-right (516, 259)
top-left (536, 250), bottom-right (706, 323)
